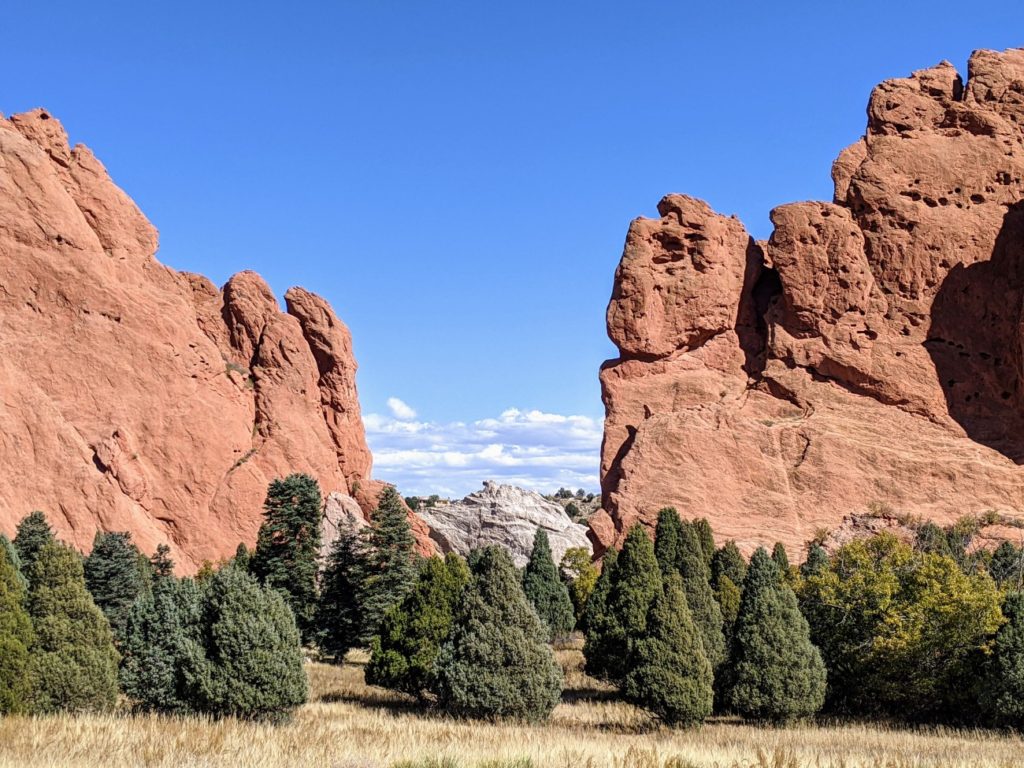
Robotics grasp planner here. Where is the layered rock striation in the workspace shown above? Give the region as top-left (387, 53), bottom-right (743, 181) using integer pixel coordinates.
top-left (0, 108), bottom-right (429, 571)
top-left (595, 48), bottom-right (1024, 558)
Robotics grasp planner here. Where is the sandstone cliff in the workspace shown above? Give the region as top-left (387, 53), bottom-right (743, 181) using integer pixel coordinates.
top-left (0, 108), bottom-right (430, 571)
top-left (595, 48), bottom-right (1024, 558)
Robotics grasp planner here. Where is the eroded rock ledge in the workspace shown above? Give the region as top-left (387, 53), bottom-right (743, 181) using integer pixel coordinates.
top-left (595, 49), bottom-right (1024, 557)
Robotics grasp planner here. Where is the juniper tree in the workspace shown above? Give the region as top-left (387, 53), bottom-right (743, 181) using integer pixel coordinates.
top-left (316, 514), bottom-right (363, 660)
top-left (985, 592), bottom-right (1024, 726)
top-left (84, 531), bottom-right (149, 643)
top-left (14, 511), bottom-right (54, 576)
top-left (989, 542), bottom-right (1024, 589)
top-left (693, 518), bottom-right (716, 570)
top-left (771, 542), bottom-right (791, 577)
top-left (26, 540), bottom-right (120, 713)
top-left (182, 564), bottom-right (307, 720)
top-left (581, 547), bottom-right (619, 680)
top-left (433, 546), bottom-right (562, 721)
top-left (251, 474), bottom-right (324, 644)
top-left (366, 553), bottom-right (470, 698)
top-left (150, 543), bottom-right (175, 579)
top-left (522, 529), bottom-right (576, 640)
top-left (711, 541), bottom-right (747, 588)
top-left (654, 508), bottom-right (685, 578)
top-left (800, 543), bottom-right (830, 579)
top-left (725, 548), bottom-right (825, 723)
top-left (354, 485), bottom-right (418, 645)
top-left (624, 573), bottom-right (713, 727)
top-left (0, 534), bottom-right (27, 591)
top-left (0, 541), bottom-right (34, 714)
top-left (583, 525), bottom-right (661, 684)
top-left (119, 576), bottom-right (202, 714)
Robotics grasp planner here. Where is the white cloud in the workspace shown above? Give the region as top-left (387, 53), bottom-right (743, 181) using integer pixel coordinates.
top-left (362, 406), bottom-right (602, 498)
top-left (386, 397), bottom-right (417, 420)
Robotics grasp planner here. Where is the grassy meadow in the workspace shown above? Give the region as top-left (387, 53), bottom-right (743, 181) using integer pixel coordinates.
top-left (0, 643), bottom-right (1019, 768)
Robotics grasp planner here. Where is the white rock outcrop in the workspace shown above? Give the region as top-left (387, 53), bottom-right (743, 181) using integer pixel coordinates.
top-left (416, 481), bottom-right (593, 567)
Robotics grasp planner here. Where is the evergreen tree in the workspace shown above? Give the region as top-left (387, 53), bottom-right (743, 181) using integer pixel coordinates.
top-left (522, 529), bottom-right (576, 640)
top-left (583, 526), bottom-right (661, 684)
top-left (712, 541), bottom-right (747, 588)
top-left (0, 541), bottom-right (34, 714)
top-left (26, 541), bottom-right (120, 713)
top-left (800, 543), bottom-right (829, 579)
top-left (654, 508), bottom-right (685, 578)
top-left (316, 514), bottom-right (363, 660)
top-left (182, 564), bottom-right (307, 720)
top-left (725, 548), bottom-right (825, 723)
top-left (354, 485), bottom-right (418, 645)
top-left (581, 547), bottom-right (619, 681)
top-left (433, 546), bottom-right (562, 721)
top-left (119, 576), bottom-right (202, 714)
top-left (232, 542), bottom-right (252, 572)
top-left (677, 523), bottom-right (726, 670)
top-left (559, 547), bottom-right (599, 622)
top-left (84, 531), bottom-right (148, 643)
top-left (693, 518), bottom-right (716, 570)
top-left (0, 534), bottom-right (27, 591)
top-left (624, 573), bottom-right (713, 726)
top-left (14, 511), bottom-right (55, 576)
top-left (771, 542), bottom-right (791, 576)
top-left (989, 542), bottom-right (1024, 589)
top-left (366, 553), bottom-right (470, 698)
top-left (715, 575), bottom-right (742, 647)
top-left (251, 474), bottom-right (323, 644)
top-left (150, 544), bottom-right (175, 579)
top-left (985, 592), bottom-right (1024, 726)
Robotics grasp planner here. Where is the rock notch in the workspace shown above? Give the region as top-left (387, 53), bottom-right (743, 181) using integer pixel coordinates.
top-left (596, 48), bottom-right (1024, 558)
top-left (417, 481), bottom-right (593, 567)
top-left (0, 108), bottom-right (430, 571)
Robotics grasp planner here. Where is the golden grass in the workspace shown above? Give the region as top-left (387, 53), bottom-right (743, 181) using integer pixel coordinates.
top-left (0, 645), bottom-right (1020, 768)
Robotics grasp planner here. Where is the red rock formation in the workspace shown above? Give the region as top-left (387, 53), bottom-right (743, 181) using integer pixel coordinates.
top-left (0, 108), bottom-right (430, 571)
top-left (597, 48), bottom-right (1024, 559)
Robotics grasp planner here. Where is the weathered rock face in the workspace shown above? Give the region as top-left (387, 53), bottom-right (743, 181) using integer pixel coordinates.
top-left (0, 108), bottom-right (429, 571)
top-left (597, 48), bottom-right (1024, 559)
top-left (417, 481), bottom-right (593, 567)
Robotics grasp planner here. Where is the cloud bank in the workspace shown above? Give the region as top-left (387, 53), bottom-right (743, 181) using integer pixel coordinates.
top-left (363, 404), bottom-right (602, 498)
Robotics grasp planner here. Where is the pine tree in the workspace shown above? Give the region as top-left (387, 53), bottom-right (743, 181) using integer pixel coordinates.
top-left (725, 548), bottom-right (825, 723)
top-left (433, 546), bottom-right (562, 721)
top-left (0, 534), bottom-right (27, 592)
top-left (624, 573), bottom-right (713, 726)
top-left (354, 485), bottom-right (418, 645)
top-left (985, 592), bottom-right (1024, 726)
top-left (14, 511), bottom-right (55, 576)
top-left (316, 513), bottom-right (363, 660)
top-left (182, 564), bottom-right (307, 720)
top-left (84, 531), bottom-right (148, 643)
top-left (522, 529), bottom-right (576, 640)
top-left (366, 553), bottom-right (470, 698)
top-left (251, 474), bottom-right (324, 644)
top-left (0, 541), bottom-right (34, 714)
top-left (119, 576), bottom-right (202, 713)
top-left (583, 525), bottom-right (661, 685)
top-left (26, 541), bottom-right (120, 713)
top-left (693, 518), bottom-right (716, 570)
top-left (711, 541), bottom-right (747, 588)
top-left (150, 543), bottom-right (175, 579)
top-left (559, 547), bottom-right (599, 622)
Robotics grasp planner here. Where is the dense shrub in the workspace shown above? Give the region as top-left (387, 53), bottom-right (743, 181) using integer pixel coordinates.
top-left (366, 553), bottom-right (470, 699)
top-left (725, 548), bottom-right (825, 723)
top-left (522, 530), bottom-right (575, 641)
top-left (434, 546), bottom-right (562, 722)
top-left (27, 540), bottom-right (120, 713)
top-left (799, 533), bottom-right (1002, 719)
top-left (119, 576), bottom-right (202, 713)
top-left (0, 541), bottom-right (34, 714)
top-left (183, 564), bottom-right (307, 720)
top-left (624, 573), bottom-right (713, 726)
top-left (84, 531), bottom-right (149, 643)
top-left (251, 474), bottom-right (323, 643)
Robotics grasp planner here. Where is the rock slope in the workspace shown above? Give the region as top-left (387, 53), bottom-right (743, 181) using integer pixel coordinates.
top-left (0, 108), bottom-right (430, 571)
top-left (595, 48), bottom-right (1024, 558)
top-left (417, 481), bottom-right (592, 567)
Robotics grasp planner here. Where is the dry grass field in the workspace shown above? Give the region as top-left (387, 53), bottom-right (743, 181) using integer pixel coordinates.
top-left (0, 645), bottom-right (1020, 768)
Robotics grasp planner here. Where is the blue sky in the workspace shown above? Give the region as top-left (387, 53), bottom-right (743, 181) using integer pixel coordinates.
top-left (5, 2), bottom-right (1024, 496)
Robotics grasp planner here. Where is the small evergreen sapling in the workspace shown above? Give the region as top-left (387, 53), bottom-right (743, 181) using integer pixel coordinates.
top-left (433, 546), bottom-right (562, 721)
top-left (522, 529), bottom-right (576, 640)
